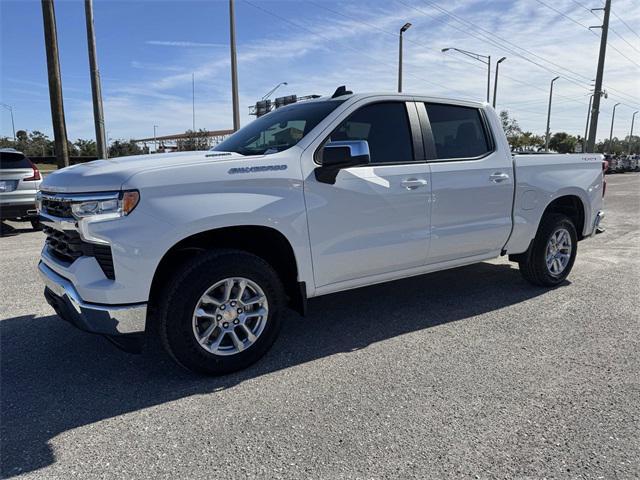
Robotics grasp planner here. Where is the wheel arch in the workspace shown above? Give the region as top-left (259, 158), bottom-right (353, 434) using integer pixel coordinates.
top-left (148, 225), bottom-right (306, 318)
top-left (540, 193), bottom-right (586, 240)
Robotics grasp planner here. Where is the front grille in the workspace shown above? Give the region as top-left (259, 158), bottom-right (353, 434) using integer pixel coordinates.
top-left (44, 226), bottom-right (83, 263)
top-left (41, 198), bottom-right (73, 218)
top-left (43, 225), bottom-right (115, 279)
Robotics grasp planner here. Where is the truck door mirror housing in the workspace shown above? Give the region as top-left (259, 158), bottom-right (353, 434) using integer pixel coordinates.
top-left (315, 140), bottom-right (370, 184)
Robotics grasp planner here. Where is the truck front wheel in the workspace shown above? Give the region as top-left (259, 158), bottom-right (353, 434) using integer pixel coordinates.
top-left (159, 250), bottom-right (284, 375)
top-left (518, 213), bottom-right (578, 287)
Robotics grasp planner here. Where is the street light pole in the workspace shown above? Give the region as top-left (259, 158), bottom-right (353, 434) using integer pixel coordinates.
top-left (229, 0), bottom-right (240, 131)
top-left (0, 103), bottom-right (16, 140)
top-left (608, 103), bottom-right (621, 154)
top-left (192, 73), bottom-right (196, 132)
top-left (545, 76), bottom-right (560, 152)
top-left (262, 82), bottom-right (287, 100)
top-left (492, 57), bottom-right (506, 108)
top-left (398, 23), bottom-right (411, 93)
top-left (442, 47), bottom-right (491, 102)
top-left (153, 125), bottom-right (158, 152)
top-left (630, 111), bottom-right (638, 155)
top-left (486, 55), bottom-right (491, 103)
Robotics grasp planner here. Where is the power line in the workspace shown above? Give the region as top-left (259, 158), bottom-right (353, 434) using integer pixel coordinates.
top-left (406, 0), bottom-right (594, 86)
top-left (307, 0), bottom-right (595, 110)
top-left (241, 0), bottom-right (470, 98)
top-left (307, 0), bottom-right (577, 103)
top-left (610, 7), bottom-right (640, 40)
top-left (608, 27), bottom-right (640, 55)
top-left (312, 0), bottom-right (631, 113)
top-left (404, 0), bottom-right (640, 107)
top-left (532, 0), bottom-right (640, 66)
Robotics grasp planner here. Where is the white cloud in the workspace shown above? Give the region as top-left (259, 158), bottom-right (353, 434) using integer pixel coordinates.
top-left (60, 0), bottom-right (639, 142)
top-left (145, 40), bottom-right (226, 48)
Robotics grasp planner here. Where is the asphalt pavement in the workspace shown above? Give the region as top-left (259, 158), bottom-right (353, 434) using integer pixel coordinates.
top-left (1, 173), bottom-right (638, 479)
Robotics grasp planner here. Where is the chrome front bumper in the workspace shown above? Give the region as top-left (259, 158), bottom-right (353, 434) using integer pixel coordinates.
top-left (38, 261), bottom-right (147, 335)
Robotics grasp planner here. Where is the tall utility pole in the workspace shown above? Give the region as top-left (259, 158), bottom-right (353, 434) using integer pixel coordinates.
top-left (398, 23), bottom-right (411, 93)
top-left (41, 0), bottom-right (69, 168)
top-left (0, 103), bottom-right (16, 140)
top-left (608, 103), bottom-right (621, 153)
top-left (586, 0), bottom-right (611, 153)
top-left (229, 0), bottom-right (240, 131)
top-left (492, 57), bottom-right (506, 108)
top-left (545, 76), bottom-right (560, 152)
top-left (584, 94), bottom-right (593, 145)
top-left (192, 73), bottom-right (196, 132)
top-left (630, 111), bottom-right (638, 154)
top-left (84, 0), bottom-right (107, 159)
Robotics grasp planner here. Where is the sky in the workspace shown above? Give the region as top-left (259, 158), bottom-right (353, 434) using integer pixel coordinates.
top-left (0, 0), bottom-right (638, 144)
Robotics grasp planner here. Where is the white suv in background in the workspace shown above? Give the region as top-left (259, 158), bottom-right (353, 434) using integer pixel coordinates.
top-left (0, 148), bottom-right (42, 230)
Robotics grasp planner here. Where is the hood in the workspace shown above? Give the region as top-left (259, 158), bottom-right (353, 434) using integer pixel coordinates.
top-left (40, 150), bottom-right (250, 193)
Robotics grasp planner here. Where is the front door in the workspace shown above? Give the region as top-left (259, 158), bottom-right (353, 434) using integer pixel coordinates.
top-left (304, 101), bottom-right (431, 287)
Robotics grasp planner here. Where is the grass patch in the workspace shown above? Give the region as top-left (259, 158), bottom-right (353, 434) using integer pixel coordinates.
top-left (35, 163), bottom-right (58, 172)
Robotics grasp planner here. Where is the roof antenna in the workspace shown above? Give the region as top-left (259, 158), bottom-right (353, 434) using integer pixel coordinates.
top-left (331, 85), bottom-right (352, 98)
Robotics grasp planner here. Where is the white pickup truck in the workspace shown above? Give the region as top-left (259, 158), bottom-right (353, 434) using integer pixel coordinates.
top-left (37, 89), bottom-right (605, 375)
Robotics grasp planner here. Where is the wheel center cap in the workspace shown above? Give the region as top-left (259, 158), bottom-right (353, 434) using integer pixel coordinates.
top-left (221, 307), bottom-right (237, 322)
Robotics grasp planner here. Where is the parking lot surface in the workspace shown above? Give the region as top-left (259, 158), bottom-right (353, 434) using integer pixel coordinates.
top-left (1, 173), bottom-right (639, 479)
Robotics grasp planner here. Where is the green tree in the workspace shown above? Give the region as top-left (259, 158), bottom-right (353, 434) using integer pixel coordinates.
top-left (108, 139), bottom-right (143, 158)
top-left (179, 129), bottom-right (212, 151)
top-left (0, 136), bottom-right (17, 150)
top-left (548, 132), bottom-right (578, 153)
top-left (74, 138), bottom-right (98, 157)
top-left (596, 135), bottom-right (640, 155)
top-left (499, 110), bottom-right (522, 148)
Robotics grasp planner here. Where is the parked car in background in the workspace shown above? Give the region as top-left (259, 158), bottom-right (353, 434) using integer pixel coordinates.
top-left (605, 155), bottom-right (617, 174)
top-left (36, 90), bottom-right (606, 375)
top-left (622, 155), bottom-right (639, 172)
top-left (0, 148), bottom-right (42, 230)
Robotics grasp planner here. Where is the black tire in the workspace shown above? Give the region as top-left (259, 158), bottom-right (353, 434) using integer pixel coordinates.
top-left (159, 249), bottom-right (284, 375)
top-left (30, 218), bottom-right (42, 231)
top-left (518, 213), bottom-right (578, 287)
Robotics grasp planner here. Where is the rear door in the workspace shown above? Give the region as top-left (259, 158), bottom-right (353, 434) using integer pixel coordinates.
top-left (420, 102), bottom-right (513, 264)
top-left (304, 101), bottom-right (432, 287)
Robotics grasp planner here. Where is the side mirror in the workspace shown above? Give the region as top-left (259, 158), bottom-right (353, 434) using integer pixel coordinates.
top-left (315, 140), bottom-right (370, 184)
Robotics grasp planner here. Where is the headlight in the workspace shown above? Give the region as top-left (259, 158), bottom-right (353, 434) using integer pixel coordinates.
top-left (71, 190), bottom-right (139, 220)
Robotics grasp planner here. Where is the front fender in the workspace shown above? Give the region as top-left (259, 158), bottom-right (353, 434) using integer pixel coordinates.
top-left (86, 152), bottom-right (313, 303)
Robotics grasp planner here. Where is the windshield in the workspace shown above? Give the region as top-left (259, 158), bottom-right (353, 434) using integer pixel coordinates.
top-left (213, 100), bottom-right (344, 155)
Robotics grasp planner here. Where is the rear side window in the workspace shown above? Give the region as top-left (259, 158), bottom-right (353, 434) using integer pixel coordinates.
top-left (0, 151), bottom-right (31, 169)
top-left (327, 102), bottom-right (414, 164)
top-left (424, 103), bottom-right (491, 160)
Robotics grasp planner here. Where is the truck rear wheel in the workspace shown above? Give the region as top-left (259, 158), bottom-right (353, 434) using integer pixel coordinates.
top-left (518, 213), bottom-right (578, 287)
top-left (159, 250), bottom-right (284, 375)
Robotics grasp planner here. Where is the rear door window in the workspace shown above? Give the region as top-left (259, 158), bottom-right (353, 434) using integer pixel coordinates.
top-left (424, 103), bottom-right (491, 160)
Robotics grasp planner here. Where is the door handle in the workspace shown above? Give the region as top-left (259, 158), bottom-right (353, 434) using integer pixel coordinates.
top-left (489, 172), bottom-right (510, 183)
top-left (401, 178), bottom-right (428, 190)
